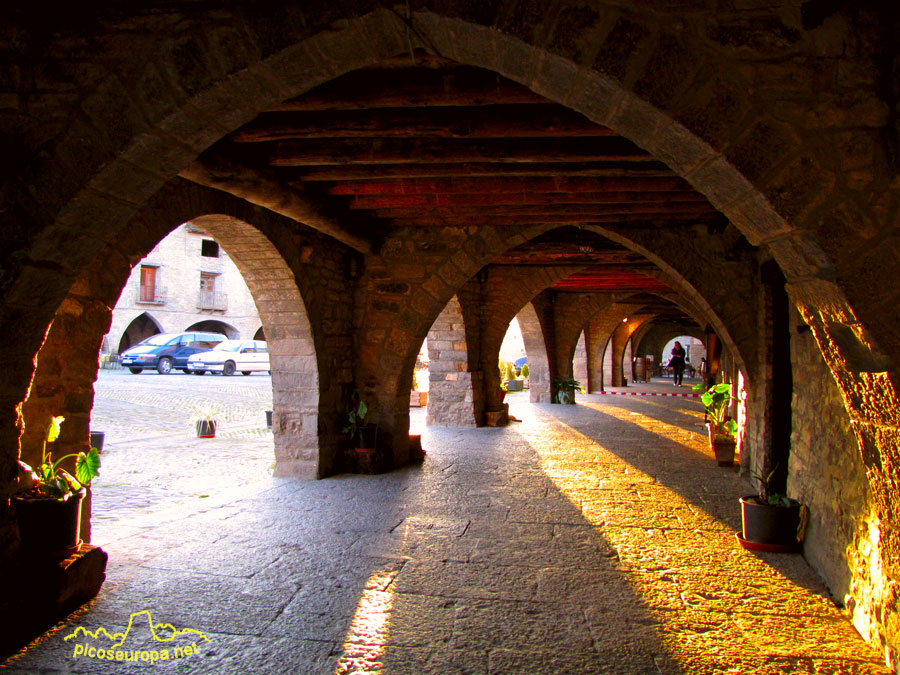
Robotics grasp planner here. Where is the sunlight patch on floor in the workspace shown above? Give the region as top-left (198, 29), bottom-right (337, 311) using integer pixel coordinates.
top-left (334, 527), bottom-right (410, 674)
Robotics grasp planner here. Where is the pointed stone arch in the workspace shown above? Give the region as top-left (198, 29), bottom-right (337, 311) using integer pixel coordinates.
top-left (117, 312), bottom-right (165, 354)
top-left (185, 319), bottom-right (239, 339)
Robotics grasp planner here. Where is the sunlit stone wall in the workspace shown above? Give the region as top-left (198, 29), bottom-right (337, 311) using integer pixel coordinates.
top-left (788, 321), bottom-right (897, 670)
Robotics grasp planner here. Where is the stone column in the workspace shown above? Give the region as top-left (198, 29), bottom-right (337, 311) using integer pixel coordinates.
top-left (426, 296), bottom-right (476, 426)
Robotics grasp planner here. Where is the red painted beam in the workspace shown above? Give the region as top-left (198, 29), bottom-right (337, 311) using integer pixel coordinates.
top-left (326, 176), bottom-right (694, 195)
top-left (347, 191), bottom-right (711, 210)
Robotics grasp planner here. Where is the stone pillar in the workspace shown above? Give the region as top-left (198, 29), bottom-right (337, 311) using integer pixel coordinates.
top-left (517, 303), bottom-right (552, 403)
top-left (426, 296), bottom-right (476, 426)
top-left (573, 331), bottom-right (589, 389)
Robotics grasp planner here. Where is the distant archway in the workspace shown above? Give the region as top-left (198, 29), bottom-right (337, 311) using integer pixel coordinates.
top-left (117, 312), bottom-right (164, 354)
top-left (186, 319), bottom-right (239, 339)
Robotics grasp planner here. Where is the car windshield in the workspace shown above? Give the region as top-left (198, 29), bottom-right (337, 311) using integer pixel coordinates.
top-left (211, 341), bottom-right (243, 352)
top-left (141, 334), bottom-right (179, 346)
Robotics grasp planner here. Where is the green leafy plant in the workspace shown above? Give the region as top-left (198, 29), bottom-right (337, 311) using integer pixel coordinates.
top-left (18, 416), bottom-right (101, 500)
top-left (342, 391), bottom-right (374, 448)
top-left (694, 382), bottom-right (738, 439)
top-left (190, 402), bottom-right (223, 425)
top-left (520, 363), bottom-right (529, 379)
top-left (553, 376), bottom-right (584, 404)
top-left (750, 464), bottom-right (791, 507)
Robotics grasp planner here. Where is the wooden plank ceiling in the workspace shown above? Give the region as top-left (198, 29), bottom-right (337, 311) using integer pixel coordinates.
top-left (190, 55), bottom-right (725, 326)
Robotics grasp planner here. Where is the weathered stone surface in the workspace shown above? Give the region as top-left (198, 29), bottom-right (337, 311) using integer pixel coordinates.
top-left (5, 392), bottom-right (892, 674)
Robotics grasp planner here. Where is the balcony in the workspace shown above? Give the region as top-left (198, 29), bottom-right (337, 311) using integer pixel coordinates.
top-left (136, 285), bottom-right (167, 305)
top-left (198, 290), bottom-right (228, 311)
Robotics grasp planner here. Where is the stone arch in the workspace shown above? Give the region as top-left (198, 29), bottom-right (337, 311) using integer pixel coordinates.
top-left (185, 319), bottom-right (240, 340)
top-left (185, 214), bottom-right (321, 479)
top-left (4, 6), bottom-right (892, 466)
top-left (23, 185), bottom-right (331, 505)
top-left (117, 312), bottom-right (165, 354)
top-left (517, 303), bottom-right (552, 404)
top-left (2, 8), bottom-right (898, 660)
top-left (635, 325), bottom-right (706, 377)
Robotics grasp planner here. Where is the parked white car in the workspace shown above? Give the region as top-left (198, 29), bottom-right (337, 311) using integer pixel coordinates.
top-left (186, 340), bottom-right (270, 376)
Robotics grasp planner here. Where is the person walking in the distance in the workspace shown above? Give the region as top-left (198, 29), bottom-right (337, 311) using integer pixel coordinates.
top-left (669, 341), bottom-right (686, 387)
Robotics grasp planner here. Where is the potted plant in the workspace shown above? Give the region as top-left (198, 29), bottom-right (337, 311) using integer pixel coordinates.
top-left (553, 376), bottom-right (583, 404)
top-left (343, 392), bottom-right (377, 452)
top-left (739, 465), bottom-right (805, 552)
top-left (343, 391), bottom-right (380, 473)
top-left (191, 402), bottom-right (221, 438)
top-left (694, 382), bottom-right (738, 466)
top-left (14, 416), bottom-right (101, 557)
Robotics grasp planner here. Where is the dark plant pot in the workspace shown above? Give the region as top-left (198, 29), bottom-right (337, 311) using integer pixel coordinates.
top-left (265, 410), bottom-right (273, 428)
top-left (354, 447), bottom-right (379, 474)
top-left (196, 420), bottom-right (216, 438)
top-left (740, 495), bottom-right (802, 549)
top-left (89, 431), bottom-right (105, 453)
top-left (14, 490), bottom-right (85, 557)
top-left (357, 424), bottom-right (378, 450)
top-left (712, 437), bottom-right (736, 466)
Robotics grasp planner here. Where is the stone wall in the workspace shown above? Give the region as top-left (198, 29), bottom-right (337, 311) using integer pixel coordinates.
top-left (788, 315), bottom-right (898, 670)
top-left (426, 296), bottom-right (476, 427)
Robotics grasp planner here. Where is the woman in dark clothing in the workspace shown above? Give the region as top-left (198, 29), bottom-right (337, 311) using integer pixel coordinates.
top-left (669, 341), bottom-right (686, 386)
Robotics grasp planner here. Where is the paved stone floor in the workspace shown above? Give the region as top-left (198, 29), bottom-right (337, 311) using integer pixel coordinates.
top-left (2, 373), bottom-right (891, 674)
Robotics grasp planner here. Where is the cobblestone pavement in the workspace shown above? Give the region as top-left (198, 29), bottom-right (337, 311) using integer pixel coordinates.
top-left (3, 384), bottom-right (891, 674)
top-left (87, 369), bottom-right (276, 542)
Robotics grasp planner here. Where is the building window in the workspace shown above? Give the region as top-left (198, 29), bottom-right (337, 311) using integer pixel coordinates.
top-left (137, 265), bottom-right (165, 304)
top-left (198, 272), bottom-right (226, 310)
top-left (201, 239), bottom-right (220, 258)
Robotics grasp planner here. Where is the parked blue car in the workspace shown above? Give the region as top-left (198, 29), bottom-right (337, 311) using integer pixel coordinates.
top-left (119, 332), bottom-right (226, 374)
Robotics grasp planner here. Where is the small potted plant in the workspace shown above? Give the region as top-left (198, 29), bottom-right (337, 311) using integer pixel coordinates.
top-left (343, 391), bottom-right (377, 452)
top-left (553, 376), bottom-right (583, 404)
top-left (343, 391), bottom-right (380, 473)
top-left (191, 402), bottom-right (221, 438)
top-left (739, 465), bottom-right (805, 552)
top-left (14, 416), bottom-right (101, 557)
top-left (694, 382), bottom-right (738, 466)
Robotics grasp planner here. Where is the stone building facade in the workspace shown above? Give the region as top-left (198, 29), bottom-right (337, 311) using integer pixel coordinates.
top-left (105, 224), bottom-right (263, 356)
top-left (1, 3), bottom-right (899, 669)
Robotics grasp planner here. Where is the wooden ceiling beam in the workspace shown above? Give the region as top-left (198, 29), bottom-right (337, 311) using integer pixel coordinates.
top-left (373, 203), bottom-right (717, 219)
top-left (248, 137), bottom-right (655, 166)
top-left (325, 176), bottom-right (693, 195)
top-left (178, 152), bottom-right (374, 254)
top-left (347, 191), bottom-right (711, 210)
top-left (270, 67), bottom-right (548, 111)
top-left (291, 163), bottom-right (676, 181)
top-left (229, 105), bottom-right (615, 142)
top-left (388, 212), bottom-right (721, 227)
